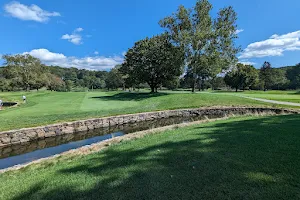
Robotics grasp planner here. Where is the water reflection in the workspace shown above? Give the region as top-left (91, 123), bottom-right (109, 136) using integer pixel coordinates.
top-left (0, 115), bottom-right (207, 169)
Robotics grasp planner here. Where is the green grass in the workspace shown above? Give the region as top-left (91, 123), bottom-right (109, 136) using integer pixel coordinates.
top-left (215, 90), bottom-right (300, 103)
top-left (241, 91), bottom-right (300, 103)
top-left (0, 91), bottom-right (271, 131)
top-left (1, 115), bottom-right (300, 200)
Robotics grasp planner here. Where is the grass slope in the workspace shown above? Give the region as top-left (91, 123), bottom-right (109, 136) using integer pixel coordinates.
top-left (1, 115), bottom-right (300, 200)
top-left (0, 91), bottom-right (269, 131)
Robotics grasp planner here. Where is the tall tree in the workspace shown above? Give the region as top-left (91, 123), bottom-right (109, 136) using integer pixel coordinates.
top-left (160, 0), bottom-right (240, 92)
top-left (121, 34), bottom-right (184, 93)
top-left (259, 61), bottom-right (273, 91)
top-left (105, 67), bottom-right (124, 90)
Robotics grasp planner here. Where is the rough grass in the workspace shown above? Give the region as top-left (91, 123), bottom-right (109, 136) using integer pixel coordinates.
top-left (0, 91), bottom-right (271, 131)
top-left (1, 115), bottom-right (300, 200)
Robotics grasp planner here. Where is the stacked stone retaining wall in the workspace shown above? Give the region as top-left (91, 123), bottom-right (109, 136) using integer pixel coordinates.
top-left (0, 107), bottom-right (298, 147)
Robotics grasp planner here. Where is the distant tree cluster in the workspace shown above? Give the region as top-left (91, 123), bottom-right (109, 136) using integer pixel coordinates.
top-left (0, 54), bottom-right (113, 92)
top-left (224, 62), bottom-right (300, 91)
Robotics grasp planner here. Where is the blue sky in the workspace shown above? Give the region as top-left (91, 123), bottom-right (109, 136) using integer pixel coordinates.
top-left (0, 0), bottom-right (299, 70)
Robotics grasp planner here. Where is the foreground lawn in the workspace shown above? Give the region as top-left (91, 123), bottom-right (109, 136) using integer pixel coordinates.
top-left (0, 91), bottom-right (270, 131)
top-left (1, 115), bottom-right (300, 199)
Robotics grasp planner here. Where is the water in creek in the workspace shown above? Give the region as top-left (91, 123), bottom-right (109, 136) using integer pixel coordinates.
top-left (0, 115), bottom-right (208, 169)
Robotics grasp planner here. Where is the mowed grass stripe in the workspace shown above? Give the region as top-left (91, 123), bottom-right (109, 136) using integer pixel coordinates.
top-left (0, 91), bottom-right (275, 131)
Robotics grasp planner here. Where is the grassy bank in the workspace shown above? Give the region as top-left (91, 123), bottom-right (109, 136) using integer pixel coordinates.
top-left (0, 91), bottom-right (270, 131)
top-left (1, 115), bottom-right (300, 199)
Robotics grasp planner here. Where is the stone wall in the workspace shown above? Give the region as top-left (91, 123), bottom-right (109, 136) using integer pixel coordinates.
top-left (0, 107), bottom-right (298, 147)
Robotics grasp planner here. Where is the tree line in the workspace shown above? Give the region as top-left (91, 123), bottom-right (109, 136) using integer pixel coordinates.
top-left (224, 62), bottom-right (300, 91)
top-left (0, 0), bottom-right (299, 92)
top-left (0, 54), bottom-right (125, 92)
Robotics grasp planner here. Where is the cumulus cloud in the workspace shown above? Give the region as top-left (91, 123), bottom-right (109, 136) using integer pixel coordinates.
top-left (94, 51), bottom-right (99, 55)
top-left (239, 30), bottom-right (300, 59)
top-left (23, 49), bottom-right (66, 62)
top-left (235, 29), bottom-right (244, 34)
top-left (61, 28), bottom-right (84, 45)
top-left (23, 48), bottom-right (123, 70)
top-left (4, 1), bottom-right (60, 22)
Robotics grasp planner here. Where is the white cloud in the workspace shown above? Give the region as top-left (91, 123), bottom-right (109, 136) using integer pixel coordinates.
top-left (4, 1), bottom-right (60, 22)
top-left (235, 29), bottom-right (244, 34)
top-left (239, 60), bottom-right (256, 66)
top-left (94, 51), bottom-right (99, 55)
top-left (61, 34), bottom-right (82, 45)
top-left (239, 30), bottom-right (300, 59)
top-left (23, 49), bottom-right (66, 62)
top-left (61, 28), bottom-right (84, 45)
top-left (75, 27), bottom-right (83, 32)
top-left (23, 48), bottom-right (123, 70)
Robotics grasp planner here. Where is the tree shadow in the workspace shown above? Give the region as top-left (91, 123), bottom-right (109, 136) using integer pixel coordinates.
top-left (90, 92), bottom-right (170, 101)
top-left (9, 114), bottom-right (300, 200)
top-left (293, 91), bottom-right (300, 95)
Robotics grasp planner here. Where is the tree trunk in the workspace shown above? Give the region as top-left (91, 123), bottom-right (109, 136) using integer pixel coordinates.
top-left (236, 87), bottom-right (238, 92)
top-left (191, 78), bottom-right (196, 93)
top-left (151, 86), bottom-right (155, 93)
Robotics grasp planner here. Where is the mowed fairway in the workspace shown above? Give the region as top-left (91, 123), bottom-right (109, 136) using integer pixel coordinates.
top-left (1, 115), bottom-right (300, 200)
top-left (216, 90), bottom-right (300, 104)
top-left (0, 91), bottom-right (271, 131)
top-left (240, 91), bottom-right (300, 103)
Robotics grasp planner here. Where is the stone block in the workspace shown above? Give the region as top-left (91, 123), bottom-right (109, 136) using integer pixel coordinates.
top-left (93, 119), bottom-right (102, 129)
top-left (45, 131), bottom-right (56, 138)
top-left (36, 129), bottom-right (45, 139)
top-left (102, 118), bottom-right (109, 127)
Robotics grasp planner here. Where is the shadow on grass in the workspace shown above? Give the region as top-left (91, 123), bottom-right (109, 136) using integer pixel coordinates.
top-left (10, 115), bottom-right (300, 200)
top-left (90, 92), bottom-right (170, 101)
top-left (293, 90), bottom-right (300, 95)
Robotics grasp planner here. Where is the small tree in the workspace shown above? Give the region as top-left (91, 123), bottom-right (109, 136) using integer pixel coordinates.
top-left (65, 80), bottom-right (74, 91)
top-left (225, 63), bottom-right (258, 92)
top-left (47, 74), bottom-right (65, 91)
top-left (121, 34), bottom-right (184, 93)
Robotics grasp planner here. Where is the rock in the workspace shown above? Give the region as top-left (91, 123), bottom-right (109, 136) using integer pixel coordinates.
top-left (102, 118), bottom-right (109, 127)
top-left (36, 130), bottom-right (45, 139)
top-left (25, 130), bottom-right (38, 140)
top-left (45, 131), bottom-right (56, 138)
